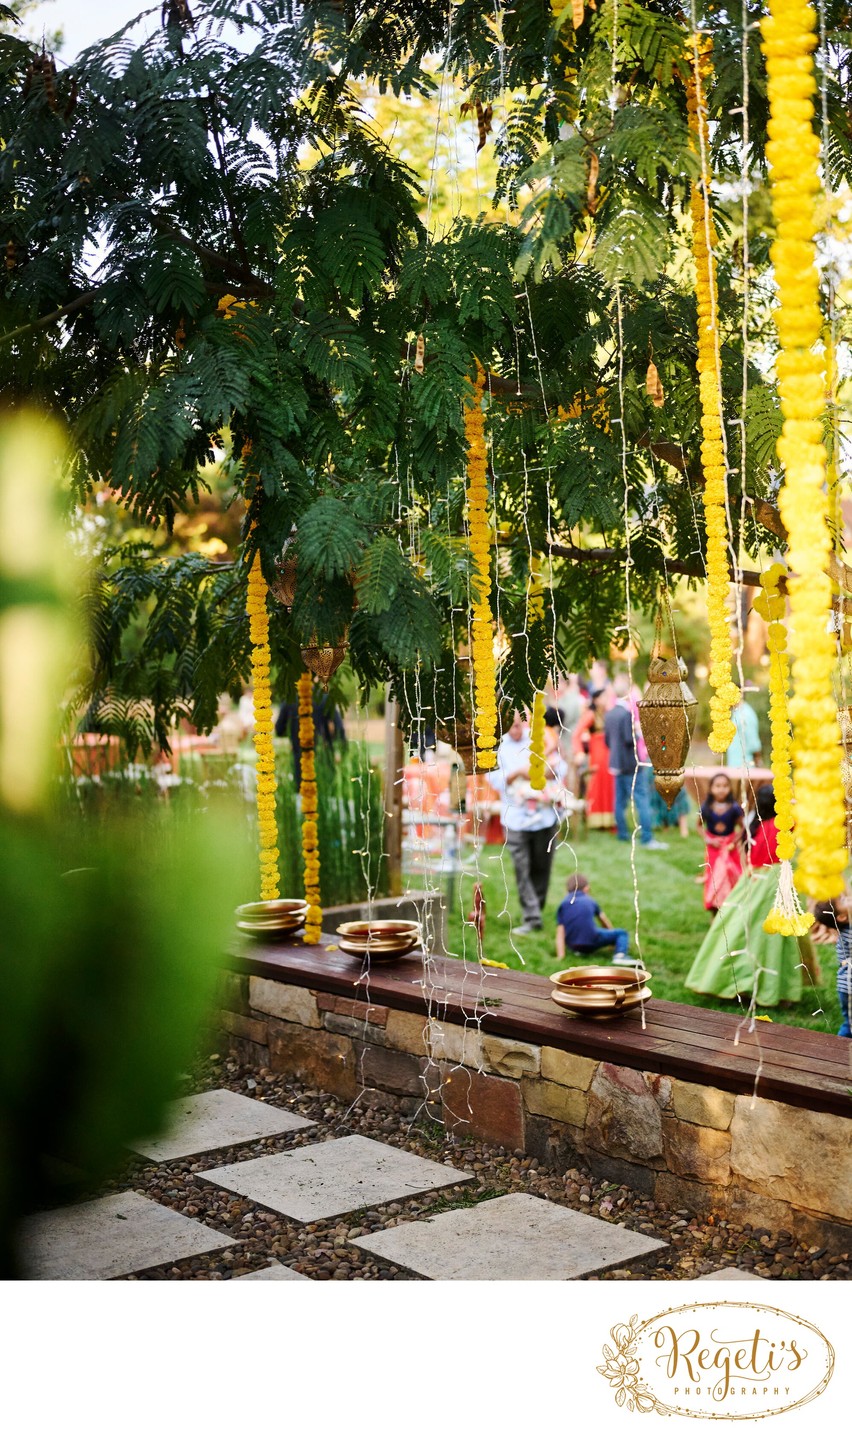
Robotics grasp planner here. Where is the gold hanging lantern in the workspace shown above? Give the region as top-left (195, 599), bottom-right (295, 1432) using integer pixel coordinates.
top-left (637, 597), bottom-right (698, 807)
top-left (300, 637), bottom-right (348, 687)
top-left (267, 536), bottom-right (297, 608)
top-left (435, 716), bottom-right (476, 773)
top-left (639, 655), bottom-right (698, 806)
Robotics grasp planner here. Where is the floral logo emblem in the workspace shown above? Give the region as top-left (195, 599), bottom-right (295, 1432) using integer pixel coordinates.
top-left (597, 1315), bottom-right (670, 1416)
top-left (597, 1302), bottom-right (834, 1421)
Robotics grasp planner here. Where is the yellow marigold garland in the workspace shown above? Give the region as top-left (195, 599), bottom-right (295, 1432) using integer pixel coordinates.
top-left (529, 690), bottom-right (547, 791)
top-left (246, 545), bottom-right (279, 901)
top-left (761, 0), bottom-right (847, 898)
top-left (464, 361), bottom-right (498, 771)
top-left (755, 565), bottom-right (813, 935)
top-left (297, 669), bottom-right (322, 943)
top-left (687, 38), bottom-right (740, 755)
top-left (527, 554), bottom-right (547, 791)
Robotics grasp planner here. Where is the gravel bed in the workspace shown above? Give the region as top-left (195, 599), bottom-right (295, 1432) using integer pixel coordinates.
top-left (103, 1052), bottom-right (851, 1281)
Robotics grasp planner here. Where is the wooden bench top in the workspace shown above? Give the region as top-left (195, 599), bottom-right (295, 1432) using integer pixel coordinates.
top-left (227, 939), bottom-right (852, 1118)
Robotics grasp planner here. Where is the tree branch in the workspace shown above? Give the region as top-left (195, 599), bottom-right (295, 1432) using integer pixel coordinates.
top-left (0, 288), bottom-right (103, 345)
top-left (147, 212), bottom-right (273, 294)
top-left (547, 539), bottom-right (766, 589)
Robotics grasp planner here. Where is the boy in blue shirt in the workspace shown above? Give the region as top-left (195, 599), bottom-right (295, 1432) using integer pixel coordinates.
top-left (555, 873), bottom-right (630, 961)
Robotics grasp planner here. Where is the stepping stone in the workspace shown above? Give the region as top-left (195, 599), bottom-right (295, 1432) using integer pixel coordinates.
top-left (354, 1192), bottom-right (667, 1280)
top-left (199, 1134), bottom-right (473, 1222)
top-left (21, 1190), bottom-right (236, 1280)
top-left (235, 1262), bottom-right (310, 1281)
top-left (703, 1267), bottom-right (768, 1282)
top-left (130, 1089), bottom-right (315, 1162)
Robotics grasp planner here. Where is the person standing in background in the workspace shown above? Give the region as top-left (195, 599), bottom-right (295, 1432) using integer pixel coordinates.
top-left (725, 691), bottom-right (762, 768)
top-left (549, 672), bottom-right (584, 769)
top-left (572, 688), bottom-right (615, 828)
top-left (605, 674), bottom-right (668, 850)
top-left (491, 711), bottom-right (566, 934)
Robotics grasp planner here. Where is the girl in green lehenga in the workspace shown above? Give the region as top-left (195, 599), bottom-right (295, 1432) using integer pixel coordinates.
top-left (686, 785), bottom-right (819, 1006)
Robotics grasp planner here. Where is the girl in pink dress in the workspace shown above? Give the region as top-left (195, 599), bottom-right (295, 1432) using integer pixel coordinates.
top-left (700, 772), bottom-right (744, 912)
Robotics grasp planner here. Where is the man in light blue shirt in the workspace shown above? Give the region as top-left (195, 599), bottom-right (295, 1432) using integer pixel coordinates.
top-left (489, 712), bottom-right (565, 933)
top-left (725, 697), bottom-right (762, 768)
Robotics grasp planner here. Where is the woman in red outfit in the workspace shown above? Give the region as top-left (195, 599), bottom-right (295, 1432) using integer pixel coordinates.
top-left (572, 688), bottom-right (614, 829)
top-left (747, 785), bottom-right (778, 868)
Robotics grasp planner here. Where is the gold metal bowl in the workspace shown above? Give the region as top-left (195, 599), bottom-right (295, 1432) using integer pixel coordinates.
top-left (549, 964), bottom-right (651, 989)
top-left (236, 900), bottom-right (309, 921)
top-left (337, 937), bottom-right (420, 962)
top-left (337, 919), bottom-right (420, 941)
top-left (236, 898), bottom-right (308, 942)
top-left (550, 985), bottom-right (651, 1017)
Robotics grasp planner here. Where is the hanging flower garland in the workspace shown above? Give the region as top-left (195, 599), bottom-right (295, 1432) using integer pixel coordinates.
top-left (529, 690), bottom-right (547, 791)
top-left (687, 38), bottom-right (740, 756)
top-left (527, 554), bottom-right (547, 790)
top-left (755, 564), bottom-right (813, 935)
top-left (761, 0), bottom-right (846, 899)
top-left (297, 669), bottom-right (322, 943)
top-left (246, 542), bottom-right (279, 902)
top-left (464, 360), bottom-right (498, 771)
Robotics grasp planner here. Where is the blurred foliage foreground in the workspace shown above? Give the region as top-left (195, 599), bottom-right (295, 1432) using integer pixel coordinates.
top-left (0, 413), bottom-right (248, 1278)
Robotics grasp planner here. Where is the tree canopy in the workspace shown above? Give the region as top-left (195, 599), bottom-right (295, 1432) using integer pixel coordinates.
top-left (1, 0), bottom-right (850, 751)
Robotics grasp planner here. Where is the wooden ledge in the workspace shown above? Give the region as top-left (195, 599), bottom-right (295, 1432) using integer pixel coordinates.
top-left (226, 939), bottom-right (852, 1118)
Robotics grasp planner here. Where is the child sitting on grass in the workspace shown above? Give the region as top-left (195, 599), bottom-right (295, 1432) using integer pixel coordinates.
top-left (810, 898), bottom-right (852, 1038)
top-left (555, 873), bottom-right (630, 961)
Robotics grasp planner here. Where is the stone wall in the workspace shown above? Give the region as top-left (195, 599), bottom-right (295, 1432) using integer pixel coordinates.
top-left (218, 970), bottom-right (852, 1251)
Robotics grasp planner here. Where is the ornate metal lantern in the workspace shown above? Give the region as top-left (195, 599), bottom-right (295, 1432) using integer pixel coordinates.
top-left (435, 716), bottom-right (476, 773)
top-left (638, 655), bottom-right (698, 806)
top-left (267, 537), bottom-right (297, 608)
top-left (300, 639), bottom-right (348, 686)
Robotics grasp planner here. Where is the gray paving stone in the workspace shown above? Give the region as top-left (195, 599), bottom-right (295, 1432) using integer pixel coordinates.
top-left (703, 1267), bottom-right (768, 1282)
top-left (199, 1134), bottom-right (473, 1221)
top-left (235, 1262), bottom-right (310, 1281)
top-left (21, 1190), bottom-right (236, 1280)
top-left (353, 1192), bottom-right (667, 1280)
top-left (130, 1088), bottom-right (315, 1162)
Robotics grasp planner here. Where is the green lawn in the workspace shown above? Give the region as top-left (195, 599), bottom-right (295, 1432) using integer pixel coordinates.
top-left (442, 828), bottom-right (843, 1034)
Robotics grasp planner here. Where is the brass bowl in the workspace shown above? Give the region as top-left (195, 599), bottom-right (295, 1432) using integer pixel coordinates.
top-left (550, 985), bottom-right (651, 1018)
top-left (337, 937), bottom-right (420, 962)
top-left (550, 964), bottom-right (650, 989)
top-left (236, 898), bottom-right (308, 942)
top-left (236, 900), bottom-right (309, 921)
top-left (237, 920), bottom-right (305, 942)
top-left (337, 919), bottom-right (420, 941)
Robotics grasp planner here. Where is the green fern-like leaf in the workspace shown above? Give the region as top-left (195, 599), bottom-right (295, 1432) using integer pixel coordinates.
top-left (296, 496), bottom-right (368, 580)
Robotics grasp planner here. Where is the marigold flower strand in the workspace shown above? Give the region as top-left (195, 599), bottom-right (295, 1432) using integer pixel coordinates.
top-left (298, 669), bottom-right (322, 943)
top-left (687, 36), bottom-right (740, 756)
top-left (246, 539), bottom-right (279, 902)
top-left (761, 0), bottom-right (847, 898)
top-left (756, 565), bottom-right (813, 935)
top-left (464, 361), bottom-right (498, 772)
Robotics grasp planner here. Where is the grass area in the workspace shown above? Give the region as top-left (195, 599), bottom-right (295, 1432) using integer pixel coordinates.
top-left (442, 828), bottom-right (843, 1034)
